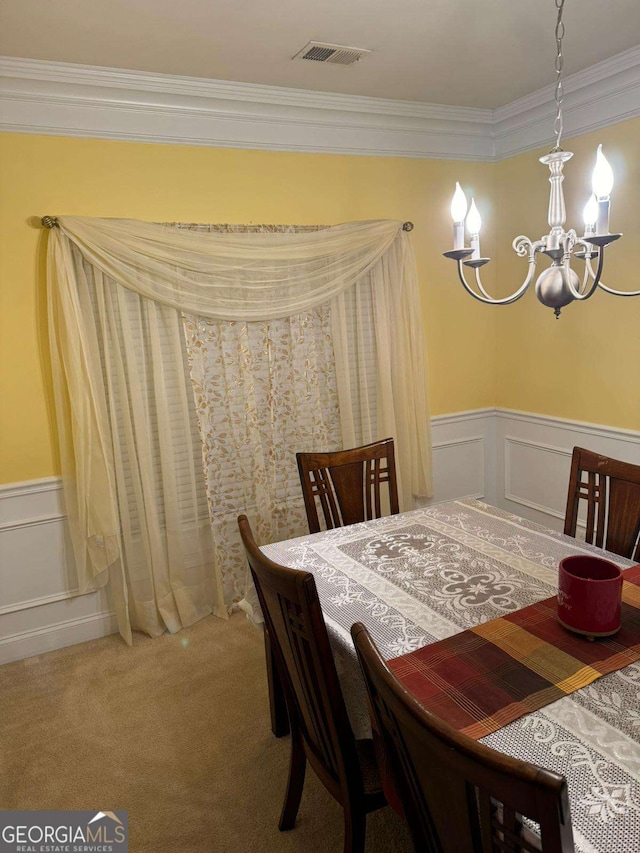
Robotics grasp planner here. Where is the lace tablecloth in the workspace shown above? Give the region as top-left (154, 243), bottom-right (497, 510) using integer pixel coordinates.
top-left (262, 499), bottom-right (640, 853)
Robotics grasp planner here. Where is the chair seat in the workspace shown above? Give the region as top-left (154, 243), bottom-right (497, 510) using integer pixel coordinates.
top-left (355, 738), bottom-right (383, 796)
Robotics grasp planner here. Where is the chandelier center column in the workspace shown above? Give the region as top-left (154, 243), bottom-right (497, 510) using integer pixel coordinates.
top-left (540, 150), bottom-right (573, 255)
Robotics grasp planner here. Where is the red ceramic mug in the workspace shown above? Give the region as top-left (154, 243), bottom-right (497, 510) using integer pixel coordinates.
top-left (557, 555), bottom-right (623, 637)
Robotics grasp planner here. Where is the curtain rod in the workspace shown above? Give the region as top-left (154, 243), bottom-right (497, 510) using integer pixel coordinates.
top-left (41, 217), bottom-right (414, 231)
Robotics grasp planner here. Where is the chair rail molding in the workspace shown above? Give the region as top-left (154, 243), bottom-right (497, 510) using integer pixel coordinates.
top-left (1, 407), bottom-right (638, 664)
top-left (1, 48), bottom-right (639, 161)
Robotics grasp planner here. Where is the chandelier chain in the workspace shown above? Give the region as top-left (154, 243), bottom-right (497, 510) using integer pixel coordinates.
top-left (553, 0), bottom-right (565, 150)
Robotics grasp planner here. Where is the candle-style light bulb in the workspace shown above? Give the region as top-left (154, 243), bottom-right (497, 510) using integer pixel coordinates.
top-left (450, 182), bottom-right (468, 249)
top-left (583, 194), bottom-right (598, 229)
top-left (466, 199), bottom-right (481, 235)
top-left (450, 182), bottom-right (468, 222)
top-left (591, 144), bottom-right (614, 235)
top-left (466, 199), bottom-right (482, 259)
top-left (592, 144), bottom-right (614, 200)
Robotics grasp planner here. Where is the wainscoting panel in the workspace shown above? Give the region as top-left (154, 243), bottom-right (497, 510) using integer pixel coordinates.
top-left (432, 436), bottom-right (485, 503)
top-left (496, 409), bottom-right (640, 530)
top-left (430, 408), bottom-right (496, 507)
top-left (2, 407), bottom-right (638, 664)
top-left (504, 437), bottom-right (573, 523)
top-left (0, 478), bottom-right (115, 665)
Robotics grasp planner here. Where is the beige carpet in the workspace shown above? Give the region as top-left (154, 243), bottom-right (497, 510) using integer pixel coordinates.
top-left (0, 613), bottom-right (412, 852)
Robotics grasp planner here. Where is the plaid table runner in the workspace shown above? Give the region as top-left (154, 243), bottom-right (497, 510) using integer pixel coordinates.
top-left (388, 563), bottom-right (640, 739)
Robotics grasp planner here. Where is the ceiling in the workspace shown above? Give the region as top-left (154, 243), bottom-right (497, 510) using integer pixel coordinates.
top-left (1, 0), bottom-right (639, 109)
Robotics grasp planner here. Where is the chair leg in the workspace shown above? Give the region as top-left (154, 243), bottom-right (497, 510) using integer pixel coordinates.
top-left (264, 626), bottom-right (289, 737)
top-left (278, 729), bottom-right (307, 831)
top-left (343, 803), bottom-right (366, 853)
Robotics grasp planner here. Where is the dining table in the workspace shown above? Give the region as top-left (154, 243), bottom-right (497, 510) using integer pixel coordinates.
top-left (261, 498), bottom-right (640, 853)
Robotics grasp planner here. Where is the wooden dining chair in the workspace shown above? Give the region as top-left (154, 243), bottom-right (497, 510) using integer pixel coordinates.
top-left (351, 622), bottom-right (575, 853)
top-left (564, 446), bottom-right (640, 561)
top-left (296, 438), bottom-right (399, 534)
top-left (238, 515), bottom-right (386, 853)
top-left (265, 437), bottom-right (398, 738)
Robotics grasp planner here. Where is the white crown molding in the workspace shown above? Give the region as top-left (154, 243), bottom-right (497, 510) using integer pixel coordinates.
top-left (0, 50), bottom-right (639, 160)
top-left (0, 56), bottom-right (494, 161)
top-left (0, 57), bottom-right (493, 120)
top-left (493, 45), bottom-right (640, 159)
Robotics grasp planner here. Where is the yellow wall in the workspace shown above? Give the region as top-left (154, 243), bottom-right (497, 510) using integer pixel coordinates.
top-left (494, 118), bottom-right (640, 429)
top-left (0, 133), bottom-right (498, 483)
top-left (1, 120), bottom-right (638, 485)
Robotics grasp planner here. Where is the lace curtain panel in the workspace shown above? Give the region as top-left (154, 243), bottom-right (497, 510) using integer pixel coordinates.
top-left (179, 224), bottom-right (341, 607)
top-left (47, 217), bottom-right (433, 643)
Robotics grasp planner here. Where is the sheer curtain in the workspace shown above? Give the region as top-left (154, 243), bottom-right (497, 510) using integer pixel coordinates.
top-left (49, 243), bottom-right (226, 643)
top-left (332, 236), bottom-right (432, 505)
top-left (47, 216), bottom-right (432, 642)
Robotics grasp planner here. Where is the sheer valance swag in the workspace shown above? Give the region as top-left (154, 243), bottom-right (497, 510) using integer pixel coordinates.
top-left (47, 216), bottom-right (432, 642)
top-left (50, 216), bottom-right (403, 319)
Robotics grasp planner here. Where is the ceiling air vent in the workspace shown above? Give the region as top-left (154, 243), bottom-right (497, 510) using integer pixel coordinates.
top-left (292, 41), bottom-right (371, 67)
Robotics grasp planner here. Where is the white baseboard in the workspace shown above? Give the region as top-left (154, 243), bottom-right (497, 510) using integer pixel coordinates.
top-left (1, 407), bottom-right (638, 664)
top-left (0, 609), bottom-right (118, 664)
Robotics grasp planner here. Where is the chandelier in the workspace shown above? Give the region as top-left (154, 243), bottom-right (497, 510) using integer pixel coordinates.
top-left (444, 0), bottom-right (638, 317)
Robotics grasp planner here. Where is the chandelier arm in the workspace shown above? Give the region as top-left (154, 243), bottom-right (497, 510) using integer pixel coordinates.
top-left (561, 269), bottom-right (597, 300)
top-left (578, 262), bottom-right (592, 295)
top-left (582, 253), bottom-right (640, 296)
top-left (586, 255), bottom-right (599, 282)
top-left (455, 260), bottom-right (535, 306)
top-left (559, 260), bottom-right (599, 301)
top-left (596, 279), bottom-right (640, 297)
top-left (513, 236), bottom-right (546, 258)
top-left (582, 247), bottom-right (605, 298)
top-left (473, 267), bottom-right (497, 300)
top-left (558, 240), bottom-right (601, 301)
top-left (584, 254), bottom-right (606, 292)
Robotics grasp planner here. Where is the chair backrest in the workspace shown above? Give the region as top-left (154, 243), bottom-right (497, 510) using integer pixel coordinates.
top-left (564, 446), bottom-right (640, 561)
top-left (351, 623), bottom-right (575, 853)
top-left (296, 438), bottom-right (399, 534)
top-left (238, 515), bottom-right (360, 796)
